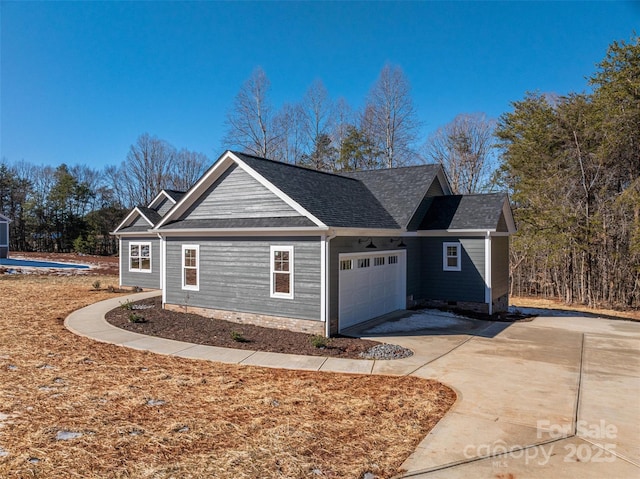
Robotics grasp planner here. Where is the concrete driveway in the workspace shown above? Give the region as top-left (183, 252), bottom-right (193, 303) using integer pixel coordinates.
top-left (66, 296), bottom-right (640, 478)
top-left (358, 310), bottom-right (640, 478)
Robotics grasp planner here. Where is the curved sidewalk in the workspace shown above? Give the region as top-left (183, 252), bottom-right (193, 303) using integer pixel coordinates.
top-left (65, 291), bottom-right (640, 478)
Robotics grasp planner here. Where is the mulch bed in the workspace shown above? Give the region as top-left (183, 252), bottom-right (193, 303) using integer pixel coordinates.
top-left (105, 296), bottom-right (381, 359)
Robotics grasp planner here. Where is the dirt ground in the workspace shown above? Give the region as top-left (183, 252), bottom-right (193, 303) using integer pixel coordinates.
top-left (107, 296), bottom-right (382, 359)
top-left (510, 295), bottom-right (640, 321)
top-left (0, 275), bottom-right (456, 479)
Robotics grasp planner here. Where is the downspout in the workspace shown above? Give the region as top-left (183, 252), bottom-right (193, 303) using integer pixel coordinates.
top-left (324, 231), bottom-right (337, 338)
top-left (485, 231), bottom-right (493, 316)
top-left (118, 236), bottom-right (122, 288)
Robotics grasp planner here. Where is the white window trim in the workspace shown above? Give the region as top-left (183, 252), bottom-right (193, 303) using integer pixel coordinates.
top-left (270, 245), bottom-right (294, 299)
top-left (129, 241), bottom-right (152, 273)
top-left (443, 242), bottom-right (461, 272)
top-left (182, 244), bottom-right (200, 291)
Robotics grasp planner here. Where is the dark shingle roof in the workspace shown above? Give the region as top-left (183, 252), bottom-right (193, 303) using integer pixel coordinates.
top-left (419, 193), bottom-right (507, 230)
top-left (163, 190), bottom-right (186, 202)
top-left (233, 152), bottom-right (399, 229)
top-left (160, 217), bottom-right (316, 230)
top-left (340, 165), bottom-right (440, 228)
top-left (137, 206), bottom-right (162, 227)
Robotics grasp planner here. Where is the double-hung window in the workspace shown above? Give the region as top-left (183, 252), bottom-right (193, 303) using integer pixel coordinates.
top-left (182, 245), bottom-right (199, 290)
top-left (443, 242), bottom-right (461, 271)
top-left (270, 245), bottom-right (293, 299)
top-left (129, 242), bottom-right (151, 272)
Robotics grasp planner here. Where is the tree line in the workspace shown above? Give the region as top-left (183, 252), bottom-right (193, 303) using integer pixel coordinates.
top-left (1, 36), bottom-right (637, 310)
top-left (0, 134), bottom-right (210, 255)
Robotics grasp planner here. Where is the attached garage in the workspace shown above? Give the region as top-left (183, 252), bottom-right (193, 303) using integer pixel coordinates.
top-left (338, 250), bottom-right (407, 331)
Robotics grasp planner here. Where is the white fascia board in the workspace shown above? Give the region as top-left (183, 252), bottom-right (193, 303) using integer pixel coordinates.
top-left (331, 227), bottom-right (405, 237)
top-left (417, 229), bottom-right (495, 237)
top-left (435, 167), bottom-right (453, 196)
top-left (113, 207), bottom-right (153, 233)
top-left (230, 152), bottom-right (327, 228)
top-left (154, 153), bottom-right (235, 229)
top-left (502, 197), bottom-right (517, 233)
top-left (148, 190), bottom-right (176, 209)
top-left (0, 213), bottom-right (11, 222)
top-left (112, 231), bottom-right (157, 237)
top-left (156, 227), bottom-right (328, 237)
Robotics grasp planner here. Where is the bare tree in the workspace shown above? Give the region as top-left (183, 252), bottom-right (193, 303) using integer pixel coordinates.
top-left (273, 103), bottom-right (305, 165)
top-left (224, 67), bottom-right (278, 158)
top-left (364, 64), bottom-right (419, 168)
top-left (300, 80), bottom-right (333, 152)
top-left (170, 149), bottom-right (208, 192)
top-left (330, 97), bottom-right (354, 170)
top-left (422, 113), bottom-right (496, 194)
top-left (120, 133), bottom-right (176, 207)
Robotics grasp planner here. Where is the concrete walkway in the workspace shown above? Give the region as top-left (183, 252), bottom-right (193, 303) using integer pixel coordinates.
top-left (65, 291), bottom-right (640, 478)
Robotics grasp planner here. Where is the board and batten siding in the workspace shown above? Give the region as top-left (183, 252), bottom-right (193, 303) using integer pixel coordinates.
top-left (119, 237), bottom-right (161, 289)
top-left (182, 164), bottom-right (302, 220)
top-left (491, 236), bottom-right (509, 299)
top-left (420, 237), bottom-right (486, 303)
top-left (165, 237), bottom-right (322, 321)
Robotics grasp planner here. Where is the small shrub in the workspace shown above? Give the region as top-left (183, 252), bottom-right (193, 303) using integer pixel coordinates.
top-left (230, 331), bottom-right (248, 343)
top-left (120, 300), bottom-right (133, 310)
top-left (107, 285), bottom-right (115, 293)
top-left (92, 280), bottom-right (101, 291)
top-left (309, 335), bottom-right (328, 349)
top-left (128, 312), bottom-right (145, 323)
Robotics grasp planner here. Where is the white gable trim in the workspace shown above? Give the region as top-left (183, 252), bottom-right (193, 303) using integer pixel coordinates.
top-left (501, 197), bottom-right (517, 234)
top-left (0, 213), bottom-right (11, 222)
top-left (113, 207), bottom-right (154, 233)
top-left (156, 227), bottom-right (327, 237)
top-left (148, 190), bottom-right (177, 209)
top-left (155, 151), bottom-right (327, 230)
top-left (435, 168), bottom-right (453, 196)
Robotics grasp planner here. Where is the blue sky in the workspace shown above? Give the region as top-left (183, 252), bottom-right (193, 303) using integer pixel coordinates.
top-left (1, 1), bottom-right (638, 170)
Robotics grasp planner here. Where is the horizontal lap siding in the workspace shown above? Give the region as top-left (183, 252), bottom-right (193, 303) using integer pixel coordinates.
top-left (156, 198), bottom-right (173, 216)
top-left (421, 237), bottom-right (485, 303)
top-left (184, 165), bottom-right (302, 220)
top-left (120, 237), bottom-right (161, 289)
top-left (0, 222), bottom-right (7, 245)
top-left (491, 236), bottom-right (509, 299)
top-left (131, 216), bottom-right (151, 229)
top-left (166, 237), bottom-right (321, 321)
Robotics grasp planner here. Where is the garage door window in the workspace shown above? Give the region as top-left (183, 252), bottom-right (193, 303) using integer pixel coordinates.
top-left (340, 259), bottom-right (353, 270)
top-left (357, 258), bottom-right (370, 268)
top-left (443, 242), bottom-right (461, 271)
top-left (374, 257), bottom-right (385, 266)
top-left (388, 255), bottom-right (398, 264)
top-left (271, 246), bottom-right (294, 299)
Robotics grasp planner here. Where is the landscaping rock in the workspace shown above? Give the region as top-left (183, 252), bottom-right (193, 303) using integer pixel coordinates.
top-left (359, 343), bottom-right (413, 360)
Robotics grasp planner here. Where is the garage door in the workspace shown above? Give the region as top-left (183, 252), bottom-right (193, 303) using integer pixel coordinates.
top-left (338, 250), bottom-right (407, 331)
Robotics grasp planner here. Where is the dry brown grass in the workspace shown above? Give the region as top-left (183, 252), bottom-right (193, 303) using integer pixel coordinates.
top-left (510, 295), bottom-right (640, 321)
top-left (0, 275), bottom-right (456, 478)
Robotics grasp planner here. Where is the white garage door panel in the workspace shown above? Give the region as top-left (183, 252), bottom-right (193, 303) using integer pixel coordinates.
top-left (338, 250), bottom-right (406, 330)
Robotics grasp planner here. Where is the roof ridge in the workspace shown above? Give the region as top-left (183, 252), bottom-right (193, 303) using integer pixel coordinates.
top-left (231, 151), bottom-right (361, 182)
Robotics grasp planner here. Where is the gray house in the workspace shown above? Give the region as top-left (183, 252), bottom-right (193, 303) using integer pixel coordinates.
top-left (113, 189), bottom-right (184, 289)
top-left (113, 150), bottom-right (516, 336)
top-left (0, 214), bottom-right (10, 259)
